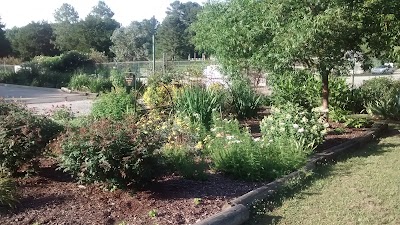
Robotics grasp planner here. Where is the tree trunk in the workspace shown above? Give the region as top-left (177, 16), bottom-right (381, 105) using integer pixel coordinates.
top-left (321, 71), bottom-right (329, 120)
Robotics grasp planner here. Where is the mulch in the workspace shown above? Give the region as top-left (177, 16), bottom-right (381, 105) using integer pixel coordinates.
top-left (0, 117), bottom-right (376, 225)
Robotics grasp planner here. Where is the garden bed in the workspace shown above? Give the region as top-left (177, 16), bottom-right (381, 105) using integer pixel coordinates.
top-left (0, 121), bottom-right (374, 225)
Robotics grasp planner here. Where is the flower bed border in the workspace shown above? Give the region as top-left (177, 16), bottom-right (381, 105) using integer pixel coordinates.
top-left (194, 123), bottom-right (388, 225)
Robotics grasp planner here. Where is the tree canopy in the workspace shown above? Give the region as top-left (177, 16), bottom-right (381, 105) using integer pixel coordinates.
top-left (0, 17), bottom-right (12, 57)
top-left (192, 0), bottom-right (400, 110)
top-left (111, 17), bottom-right (158, 61)
top-left (157, 1), bottom-right (202, 60)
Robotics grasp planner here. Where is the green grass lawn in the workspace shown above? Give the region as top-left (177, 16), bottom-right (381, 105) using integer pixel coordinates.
top-left (250, 128), bottom-right (400, 225)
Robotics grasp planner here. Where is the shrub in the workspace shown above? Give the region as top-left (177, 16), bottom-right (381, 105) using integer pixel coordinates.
top-left (69, 74), bottom-right (112, 93)
top-left (260, 103), bottom-right (325, 150)
top-left (91, 90), bottom-right (138, 120)
top-left (109, 69), bottom-right (125, 89)
top-left (207, 117), bottom-right (268, 180)
top-left (0, 175), bottom-right (17, 208)
top-left (329, 75), bottom-right (364, 113)
top-left (0, 100), bottom-right (62, 174)
top-left (207, 105), bottom-right (325, 181)
top-left (229, 79), bottom-right (261, 119)
top-left (175, 85), bottom-right (224, 130)
top-left (58, 117), bottom-right (164, 188)
top-left (360, 77), bottom-right (400, 119)
top-left (143, 84), bottom-right (178, 108)
top-left (161, 116), bottom-right (207, 180)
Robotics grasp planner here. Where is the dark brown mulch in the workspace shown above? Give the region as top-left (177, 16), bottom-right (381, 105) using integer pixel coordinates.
top-left (0, 119), bottom-right (373, 225)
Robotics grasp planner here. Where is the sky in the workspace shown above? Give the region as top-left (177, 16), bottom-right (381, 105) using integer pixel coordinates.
top-left (0, 0), bottom-right (205, 29)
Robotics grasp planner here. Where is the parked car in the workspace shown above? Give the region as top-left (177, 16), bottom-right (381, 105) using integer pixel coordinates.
top-left (371, 64), bottom-right (395, 74)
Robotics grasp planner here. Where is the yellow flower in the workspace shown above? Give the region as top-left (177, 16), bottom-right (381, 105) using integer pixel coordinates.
top-left (195, 141), bottom-right (203, 150)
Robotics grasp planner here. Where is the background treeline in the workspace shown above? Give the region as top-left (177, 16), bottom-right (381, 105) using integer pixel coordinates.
top-left (0, 0), bottom-right (203, 63)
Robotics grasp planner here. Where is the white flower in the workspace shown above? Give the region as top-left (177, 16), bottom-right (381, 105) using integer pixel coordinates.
top-left (226, 135), bottom-right (235, 140)
top-left (279, 122), bottom-right (285, 126)
top-left (211, 128), bottom-right (217, 132)
top-left (269, 139), bottom-right (273, 143)
top-left (286, 114), bottom-right (292, 119)
top-left (323, 122), bottom-right (330, 128)
top-left (293, 124), bottom-right (299, 129)
top-left (298, 128), bottom-right (305, 133)
top-left (254, 137), bottom-right (261, 142)
top-left (231, 140), bottom-right (241, 144)
top-left (270, 126), bottom-right (275, 131)
top-left (321, 129), bottom-right (327, 135)
top-left (302, 117), bottom-right (308, 123)
top-left (280, 127), bottom-right (285, 132)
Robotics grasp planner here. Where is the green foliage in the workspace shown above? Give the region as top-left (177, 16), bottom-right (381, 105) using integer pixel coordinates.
top-left (329, 75), bottom-right (364, 113)
top-left (148, 209), bottom-right (158, 218)
top-left (156, 1), bottom-right (202, 60)
top-left (0, 175), bottom-right (17, 208)
top-left (109, 69), bottom-right (125, 89)
top-left (174, 85), bottom-right (224, 129)
top-left (360, 77), bottom-right (400, 119)
top-left (0, 18), bottom-right (11, 57)
top-left (6, 21), bottom-right (59, 60)
top-left (111, 17), bottom-right (158, 61)
top-left (161, 115), bottom-right (207, 180)
top-left (143, 84), bottom-right (178, 108)
top-left (91, 90), bottom-right (138, 120)
top-left (229, 79), bottom-right (261, 119)
top-left (0, 100), bottom-right (62, 175)
top-left (69, 74), bottom-right (112, 93)
top-left (270, 70), bottom-right (320, 110)
top-left (207, 112), bottom-right (322, 181)
top-left (261, 103), bottom-right (325, 150)
top-left (58, 117), bottom-right (164, 188)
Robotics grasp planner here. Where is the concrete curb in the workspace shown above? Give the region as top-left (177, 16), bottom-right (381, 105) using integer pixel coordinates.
top-left (194, 123), bottom-right (388, 225)
top-left (60, 87), bottom-right (98, 99)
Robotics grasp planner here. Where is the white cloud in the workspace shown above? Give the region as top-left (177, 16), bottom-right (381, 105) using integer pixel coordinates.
top-left (0, 0), bottom-right (204, 28)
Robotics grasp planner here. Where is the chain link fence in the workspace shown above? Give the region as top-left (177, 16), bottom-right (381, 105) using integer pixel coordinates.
top-left (96, 60), bottom-right (212, 78)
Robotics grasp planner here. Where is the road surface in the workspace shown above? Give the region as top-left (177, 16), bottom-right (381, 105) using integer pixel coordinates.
top-left (0, 83), bottom-right (93, 116)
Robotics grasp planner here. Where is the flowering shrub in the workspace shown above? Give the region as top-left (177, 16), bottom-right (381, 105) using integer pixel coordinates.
top-left (160, 116), bottom-right (207, 180)
top-left (207, 105), bottom-right (325, 181)
top-left (260, 103), bottom-right (325, 150)
top-left (58, 116), bottom-right (164, 188)
top-left (207, 116), bottom-right (269, 180)
top-left (142, 84), bottom-right (178, 108)
top-left (0, 100), bottom-right (62, 175)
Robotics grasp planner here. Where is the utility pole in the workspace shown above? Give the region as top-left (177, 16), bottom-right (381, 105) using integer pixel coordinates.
top-left (152, 34), bottom-right (156, 75)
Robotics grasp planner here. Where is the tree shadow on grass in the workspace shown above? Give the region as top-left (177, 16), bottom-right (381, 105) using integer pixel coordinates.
top-left (246, 126), bottom-right (400, 225)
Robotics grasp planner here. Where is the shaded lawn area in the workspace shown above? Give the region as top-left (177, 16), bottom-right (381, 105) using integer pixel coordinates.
top-left (249, 126), bottom-right (400, 225)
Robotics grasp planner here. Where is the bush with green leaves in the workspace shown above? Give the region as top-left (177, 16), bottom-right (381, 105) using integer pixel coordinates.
top-left (359, 77), bottom-right (400, 119)
top-left (207, 112), bottom-right (322, 181)
top-left (260, 103), bottom-right (325, 150)
top-left (229, 79), bottom-right (261, 119)
top-left (143, 84), bottom-right (178, 108)
top-left (91, 90), bottom-right (139, 120)
top-left (58, 117), bottom-right (164, 188)
top-left (161, 115), bottom-right (207, 180)
top-left (175, 85), bottom-right (224, 129)
top-left (329, 75), bottom-right (364, 113)
top-left (69, 74), bottom-right (112, 93)
top-left (0, 175), bottom-right (17, 208)
top-left (0, 100), bottom-right (62, 175)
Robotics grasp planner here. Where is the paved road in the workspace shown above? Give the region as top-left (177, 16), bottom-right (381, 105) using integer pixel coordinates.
top-left (0, 83), bottom-right (93, 116)
top-left (345, 69), bottom-right (400, 87)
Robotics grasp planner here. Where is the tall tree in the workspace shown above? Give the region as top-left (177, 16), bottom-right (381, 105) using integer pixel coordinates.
top-left (54, 3), bottom-right (79, 23)
top-left (111, 17), bottom-right (158, 61)
top-left (157, 1), bottom-right (202, 60)
top-left (0, 17), bottom-right (12, 57)
top-left (6, 21), bottom-right (59, 60)
top-left (81, 1), bottom-right (120, 57)
top-left (52, 3), bottom-right (84, 52)
top-left (192, 0), bottom-right (399, 111)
